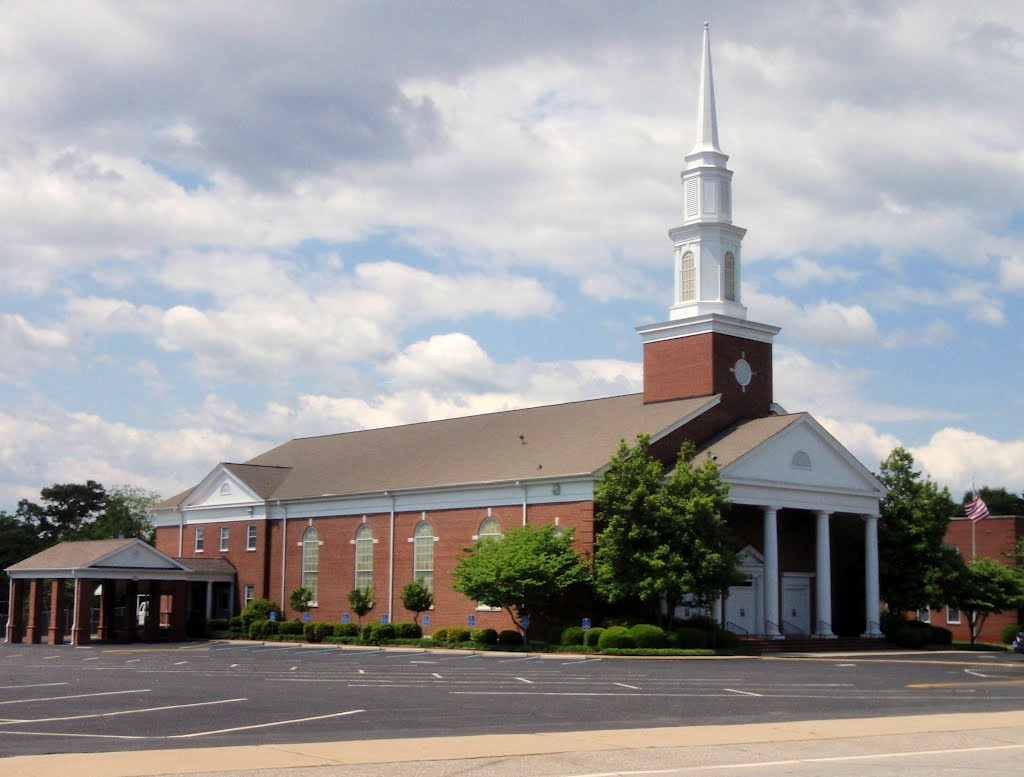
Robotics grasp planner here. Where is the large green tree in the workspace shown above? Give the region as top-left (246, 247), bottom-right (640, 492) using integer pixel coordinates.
top-left (952, 558), bottom-right (1024, 644)
top-left (16, 480), bottom-right (108, 544)
top-left (85, 484), bottom-right (159, 543)
top-left (877, 447), bottom-right (960, 614)
top-left (0, 512), bottom-right (44, 589)
top-left (593, 435), bottom-right (736, 621)
top-left (451, 524), bottom-right (591, 633)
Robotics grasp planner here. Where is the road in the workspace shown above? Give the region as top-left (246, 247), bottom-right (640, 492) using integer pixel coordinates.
top-left (1, 640), bottom-right (1022, 774)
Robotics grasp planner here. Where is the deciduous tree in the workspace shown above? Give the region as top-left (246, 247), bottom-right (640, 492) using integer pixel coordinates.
top-left (952, 558), bottom-right (1024, 644)
top-left (400, 579), bottom-right (434, 625)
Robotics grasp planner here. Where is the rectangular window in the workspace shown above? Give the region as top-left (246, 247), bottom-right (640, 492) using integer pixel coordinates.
top-left (916, 608), bottom-right (931, 623)
top-left (194, 527), bottom-right (205, 553)
top-left (219, 526), bottom-right (230, 552)
top-left (946, 606), bottom-right (961, 625)
top-left (244, 584), bottom-right (255, 606)
top-left (246, 524), bottom-right (257, 551)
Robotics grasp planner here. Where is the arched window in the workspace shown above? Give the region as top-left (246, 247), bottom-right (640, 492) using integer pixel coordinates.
top-left (723, 252), bottom-right (736, 301)
top-left (413, 521), bottom-right (435, 592)
top-left (791, 450), bottom-right (812, 470)
top-left (219, 482), bottom-right (232, 496)
top-left (355, 524), bottom-right (373, 591)
top-left (680, 251), bottom-right (696, 301)
top-left (301, 526), bottom-right (320, 602)
top-left (478, 516), bottom-right (502, 541)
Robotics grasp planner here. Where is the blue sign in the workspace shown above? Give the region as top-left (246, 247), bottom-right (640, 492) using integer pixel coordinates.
top-left (342, 613), bottom-right (349, 624)
top-left (381, 613), bottom-right (389, 625)
top-left (303, 612), bottom-right (311, 623)
top-left (521, 615), bottom-right (530, 629)
top-left (422, 615), bottom-right (430, 628)
top-left (467, 615), bottom-right (476, 627)
top-left (582, 617), bottom-right (591, 631)
top-left (269, 611), bottom-right (277, 622)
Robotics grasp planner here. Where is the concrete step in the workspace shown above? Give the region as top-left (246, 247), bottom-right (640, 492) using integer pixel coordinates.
top-left (740, 636), bottom-right (889, 654)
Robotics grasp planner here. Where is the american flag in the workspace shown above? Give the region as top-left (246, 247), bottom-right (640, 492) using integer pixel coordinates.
top-left (965, 495), bottom-right (990, 523)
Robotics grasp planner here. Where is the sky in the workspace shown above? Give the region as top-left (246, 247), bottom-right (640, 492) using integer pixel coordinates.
top-left (1, 1), bottom-right (1022, 512)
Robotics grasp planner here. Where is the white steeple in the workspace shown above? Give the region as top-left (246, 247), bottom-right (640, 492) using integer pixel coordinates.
top-left (668, 22), bottom-right (747, 321)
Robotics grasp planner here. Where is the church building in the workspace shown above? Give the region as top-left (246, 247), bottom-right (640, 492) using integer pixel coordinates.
top-left (139, 25), bottom-right (887, 641)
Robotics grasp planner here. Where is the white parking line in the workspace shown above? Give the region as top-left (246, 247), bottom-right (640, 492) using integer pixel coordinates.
top-left (614, 682), bottom-right (641, 690)
top-left (170, 709), bottom-right (364, 738)
top-left (0, 697), bottom-right (246, 726)
top-left (724, 688), bottom-right (762, 697)
top-left (499, 656), bottom-right (536, 663)
top-left (0, 683), bottom-right (67, 690)
top-left (125, 659), bottom-right (141, 663)
top-left (41, 656), bottom-right (60, 660)
top-left (0, 689), bottom-right (150, 706)
top-left (515, 677), bottom-right (534, 684)
top-left (561, 658), bottom-right (601, 665)
top-left (83, 657), bottom-right (99, 661)
top-left (174, 661), bottom-right (188, 665)
top-left (432, 673), bottom-right (443, 679)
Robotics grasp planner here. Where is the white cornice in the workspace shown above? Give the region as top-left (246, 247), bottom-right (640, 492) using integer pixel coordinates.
top-left (636, 314), bottom-right (780, 344)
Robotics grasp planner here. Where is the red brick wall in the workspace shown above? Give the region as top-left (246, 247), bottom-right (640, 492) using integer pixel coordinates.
top-left (643, 332), bottom-right (773, 420)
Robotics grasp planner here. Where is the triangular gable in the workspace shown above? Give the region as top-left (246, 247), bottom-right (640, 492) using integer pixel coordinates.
top-left (720, 415), bottom-right (884, 496)
top-left (183, 464), bottom-right (263, 508)
top-left (735, 545), bottom-right (764, 568)
top-left (89, 539), bottom-right (188, 571)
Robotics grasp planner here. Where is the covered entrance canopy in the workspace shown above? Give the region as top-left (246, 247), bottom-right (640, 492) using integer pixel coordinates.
top-left (4, 538), bottom-right (234, 646)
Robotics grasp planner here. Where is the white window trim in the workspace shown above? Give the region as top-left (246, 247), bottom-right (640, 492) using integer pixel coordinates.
top-left (916, 608), bottom-right (931, 624)
top-left (945, 606), bottom-right (961, 625)
top-left (194, 527), bottom-right (205, 553)
top-left (219, 526), bottom-right (230, 552)
top-left (246, 524), bottom-right (257, 552)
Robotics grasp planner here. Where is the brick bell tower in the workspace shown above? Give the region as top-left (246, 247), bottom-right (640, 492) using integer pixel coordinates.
top-left (637, 23), bottom-right (778, 421)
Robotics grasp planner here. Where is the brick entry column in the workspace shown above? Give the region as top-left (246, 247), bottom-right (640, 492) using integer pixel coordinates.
top-left (96, 580), bottom-right (115, 640)
top-left (71, 578), bottom-right (92, 646)
top-left (142, 581), bottom-right (160, 642)
top-left (47, 580), bottom-right (64, 645)
top-left (5, 579), bottom-right (25, 643)
top-left (25, 579), bottom-right (43, 644)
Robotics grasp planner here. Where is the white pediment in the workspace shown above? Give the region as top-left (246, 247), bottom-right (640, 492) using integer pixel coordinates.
top-left (184, 465), bottom-right (261, 508)
top-left (736, 545), bottom-right (764, 568)
top-left (721, 415), bottom-right (884, 514)
top-left (90, 540), bottom-right (186, 571)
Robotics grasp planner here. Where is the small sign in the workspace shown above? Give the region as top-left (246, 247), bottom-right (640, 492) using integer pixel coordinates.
top-left (342, 613), bottom-right (349, 624)
top-left (381, 613), bottom-right (389, 625)
top-left (269, 611), bottom-right (277, 622)
top-left (303, 612), bottom-right (311, 623)
top-left (521, 615), bottom-right (530, 629)
top-left (422, 615), bottom-right (430, 628)
top-left (467, 615), bottom-right (476, 627)
top-left (582, 617), bottom-right (591, 631)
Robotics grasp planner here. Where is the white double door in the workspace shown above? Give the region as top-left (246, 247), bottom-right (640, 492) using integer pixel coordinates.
top-left (781, 575), bottom-right (811, 635)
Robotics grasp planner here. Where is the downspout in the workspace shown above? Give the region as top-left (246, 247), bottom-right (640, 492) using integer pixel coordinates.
top-left (279, 500), bottom-right (288, 607)
top-left (520, 482), bottom-right (528, 527)
top-left (387, 492), bottom-right (395, 620)
top-left (177, 507), bottom-right (184, 556)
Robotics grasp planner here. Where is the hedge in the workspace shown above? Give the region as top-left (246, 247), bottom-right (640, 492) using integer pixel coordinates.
top-left (560, 626), bottom-right (584, 646)
top-left (583, 627), bottom-right (605, 647)
top-left (598, 626), bottom-right (635, 649)
top-left (497, 629), bottom-right (523, 645)
top-left (471, 628), bottom-right (498, 644)
top-left (628, 624), bottom-right (668, 649)
top-left (1001, 624), bottom-right (1023, 644)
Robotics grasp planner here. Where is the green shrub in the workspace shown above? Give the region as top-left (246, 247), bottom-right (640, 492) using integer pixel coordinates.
top-left (546, 627), bottom-right (564, 646)
top-left (599, 616), bottom-right (634, 629)
top-left (362, 623), bottom-right (396, 644)
top-left (879, 610), bottom-right (906, 636)
top-left (583, 626), bottom-right (605, 647)
top-left (240, 598), bottom-right (282, 630)
top-left (248, 619), bottom-right (270, 639)
top-left (393, 621), bottom-right (422, 639)
top-left (597, 625), bottom-right (635, 649)
top-left (497, 629), bottom-right (523, 645)
top-left (674, 627), bottom-right (708, 649)
top-left (628, 624), bottom-right (668, 648)
top-left (927, 625), bottom-right (953, 646)
top-left (229, 616), bottom-right (244, 631)
top-left (892, 627), bottom-right (928, 648)
top-left (560, 626), bottom-right (584, 646)
top-left (278, 618), bottom-right (304, 636)
top-left (206, 618), bottom-right (229, 632)
top-left (446, 626), bottom-right (472, 643)
top-left (430, 626), bottom-right (450, 642)
top-left (1000, 624), bottom-right (1023, 644)
top-left (313, 622), bottom-right (334, 642)
top-left (334, 622), bottom-right (360, 638)
top-left (715, 629), bottom-right (740, 649)
top-left (471, 628), bottom-right (498, 644)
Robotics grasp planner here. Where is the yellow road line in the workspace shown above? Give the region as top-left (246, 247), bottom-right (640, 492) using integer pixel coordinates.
top-left (908, 678), bottom-right (1024, 689)
top-left (764, 656), bottom-right (1019, 667)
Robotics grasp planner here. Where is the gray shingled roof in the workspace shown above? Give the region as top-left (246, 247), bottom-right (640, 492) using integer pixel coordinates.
top-left (156, 393), bottom-right (716, 508)
top-left (174, 557), bottom-right (236, 574)
top-left (5, 539), bottom-right (136, 572)
top-left (694, 413), bottom-right (806, 469)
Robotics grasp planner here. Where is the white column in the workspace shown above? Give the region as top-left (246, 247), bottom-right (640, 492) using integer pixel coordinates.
top-left (711, 596), bottom-right (722, 626)
top-left (863, 514), bottom-right (881, 636)
top-left (763, 506), bottom-right (781, 638)
top-left (815, 511), bottom-right (835, 638)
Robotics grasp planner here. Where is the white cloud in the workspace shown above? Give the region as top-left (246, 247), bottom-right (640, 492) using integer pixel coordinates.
top-left (1001, 255), bottom-right (1024, 290)
top-left (911, 428), bottom-right (1024, 498)
top-left (746, 289), bottom-right (881, 348)
top-left (0, 314), bottom-right (73, 382)
top-left (774, 257), bottom-right (859, 288)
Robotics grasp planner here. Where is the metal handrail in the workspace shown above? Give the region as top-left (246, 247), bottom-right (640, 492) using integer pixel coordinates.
top-left (817, 619), bottom-right (832, 635)
top-left (764, 619), bottom-right (782, 637)
top-left (783, 620), bottom-right (807, 636)
top-left (724, 620), bottom-right (748, 635)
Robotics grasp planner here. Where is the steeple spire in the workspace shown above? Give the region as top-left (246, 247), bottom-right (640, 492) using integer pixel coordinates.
top-left (692, 22), bottom-right (721, 155)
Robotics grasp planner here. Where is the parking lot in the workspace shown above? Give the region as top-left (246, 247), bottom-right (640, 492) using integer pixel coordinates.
top-left (1, 641), bottom-right (1023, 758)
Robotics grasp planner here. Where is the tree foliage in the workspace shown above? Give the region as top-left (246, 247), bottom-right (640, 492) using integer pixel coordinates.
top-left (348, 587), bottom-right (374, 622)
top-left (451, 524), bottom-right (591, 632)
top-left (0, 512), bottom-right (44, 589)
top-left (952, 558), bottom-right (1024, 644)
top-left (593, 435), bottom-right (736, 619)
top-left (877, 447), bottom-right (960, 614)
top-left (289, 587), bottom-right (314, 613)
top-left (87, 485), bottom-right (159, 543)
top-left (400, 579), bottom-right (434, 625)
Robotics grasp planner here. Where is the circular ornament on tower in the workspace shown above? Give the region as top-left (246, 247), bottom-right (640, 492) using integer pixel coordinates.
top-left (732, 357), bottom-right (752, 388)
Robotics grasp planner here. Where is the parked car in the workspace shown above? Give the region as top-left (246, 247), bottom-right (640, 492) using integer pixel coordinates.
top-left (1013, 631), bottom-right (1024, 654)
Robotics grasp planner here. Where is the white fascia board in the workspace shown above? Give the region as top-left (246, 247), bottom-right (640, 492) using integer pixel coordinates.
top-left (797, 415), bottom-right (887, 495)
top-left (89, 539), bottom-right (189, 571)
top-left (669, 222), bottom-right (747, 242)
top-left (636, 314), bottom-right (779, 345)
top-left (183, 464), bottom-right (261, 509)
top-left (726, 479), bottom-right (881, 515)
